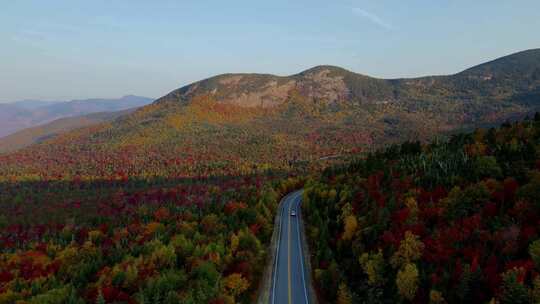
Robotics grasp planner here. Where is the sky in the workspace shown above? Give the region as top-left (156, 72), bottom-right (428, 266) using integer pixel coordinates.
top-left (1, 0), bottom-right (539, 102)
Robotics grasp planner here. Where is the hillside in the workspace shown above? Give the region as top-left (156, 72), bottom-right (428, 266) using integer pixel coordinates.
top-left (0, 109), bottom-right (136, 153)
top-left (0, 116), bottom-right (538, 304)
top-left (0, 95), bottom-right (153, 137)
top-left (1, 49), bottom-right (539, 180)
top-left (302, 114), bottom-right (540, 303)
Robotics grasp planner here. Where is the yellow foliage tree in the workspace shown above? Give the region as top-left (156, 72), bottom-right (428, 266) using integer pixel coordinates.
top-left (391, 231), bottom-right (424, 268)
top-left (396, 263), bottom-right (419, 301)
top-left (150, 244), bottom-right (176, 270)
top-left (230, 233), bottom-right (239, 254)
top-left (359, 249), bottom-right (385, 286)
top-left (144, 222), bottom-right (165, 236)
top-left (88, 229), bottom-right (104, 244)
top-left (223, 273), bottom-right (250, 299)
top-left (429, 290), bottom-right (447, 304)
top-left (404, 197), bottom-right (418, 222)
top-left (337, 282), bottom-right (353, 304)
top-left (342, 215), bottom-right (358, 241)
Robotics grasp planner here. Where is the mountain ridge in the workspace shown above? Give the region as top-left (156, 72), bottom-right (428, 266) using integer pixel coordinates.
top-left (1, 49), bottom-right (539, 179)
top-left (154, 48), bottom-right (540, 109)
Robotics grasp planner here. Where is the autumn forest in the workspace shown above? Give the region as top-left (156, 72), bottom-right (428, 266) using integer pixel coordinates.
top-left (1, 48), bottom-right (540, 304)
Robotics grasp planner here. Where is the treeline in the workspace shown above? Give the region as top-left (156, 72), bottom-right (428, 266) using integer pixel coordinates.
top-left (302, 113), bottom-right (540, 303)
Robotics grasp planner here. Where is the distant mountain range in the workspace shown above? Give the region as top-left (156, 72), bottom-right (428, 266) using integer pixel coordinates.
top-left (0, 95), bottom-right (153, 137)
top-left (8, 99), bottom-right (64, 110)
top-left (0, 108), bottom-right (138, 153)
top-left (1, 49), bottom-right (539, 178)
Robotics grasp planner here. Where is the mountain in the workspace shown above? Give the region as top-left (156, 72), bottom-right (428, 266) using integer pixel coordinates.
top-left (9, 99), bottom-right (63, 110)
top-left (0, 95), bottom-right (153, 137)
top-left (162, 49), bottom-right (540, 112)
top-left (0, 108), bottom-right (137, 153)
top-left (159, 65), bottom-right (390, 107)
top-left (0, 104), bottom-right (39, 138)
top-left (1, 49), bottom-right (539, 179)
top-left (38, 95), bottom-right (154, 117)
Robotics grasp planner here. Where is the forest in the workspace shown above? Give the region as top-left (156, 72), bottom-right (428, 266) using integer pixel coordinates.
top-left (2, 2), bottom-right (539, 303)
top-left (0, 165), bottom-right (303, 303)
top-left (0, 78), bottom-right (538, 303)
top-left (302, 113), bottom-right (540, 303)
top-left (1, 112), bottom-right (540, 303)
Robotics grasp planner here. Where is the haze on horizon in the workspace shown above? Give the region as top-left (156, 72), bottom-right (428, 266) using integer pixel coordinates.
top-left (1, 0), bottom-right (539, 103)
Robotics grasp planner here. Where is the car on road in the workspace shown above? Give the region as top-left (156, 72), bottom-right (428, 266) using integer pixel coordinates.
top-left (291, 210), bottom-right (296, 216)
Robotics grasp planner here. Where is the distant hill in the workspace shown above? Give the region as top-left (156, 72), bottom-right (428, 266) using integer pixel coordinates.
top-left (9, 99), bottom-right (63, 109)
top-left (1, 49), bottom-right (539, 179)
top-left (0, 108), bottom-right (136, 153)
top-left (0, 104), bottom-right (39, 138)
top-left (0, 95), bottom-right (153, 137)
top-left (38, 95), bottom-right (154, 117)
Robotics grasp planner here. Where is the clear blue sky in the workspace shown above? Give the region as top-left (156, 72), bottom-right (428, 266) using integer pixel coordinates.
top-left (1, 0), bottom-right (539, 102)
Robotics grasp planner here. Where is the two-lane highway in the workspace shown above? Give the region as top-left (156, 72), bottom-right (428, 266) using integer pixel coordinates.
top-left (270, 190), bottom-right (311, 304)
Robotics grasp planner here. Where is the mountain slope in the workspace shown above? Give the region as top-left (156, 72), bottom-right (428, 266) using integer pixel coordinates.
top-left (0, 95), bottom-right (153, 137)
top-left (303, 115), bottom-right (540, 303)
top-left (1, 49), bottom-right (539, 180)
top-left (0, 108), bottom-right (137, 153)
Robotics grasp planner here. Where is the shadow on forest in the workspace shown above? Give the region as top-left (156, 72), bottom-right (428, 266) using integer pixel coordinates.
top-left (0, 169), bottom-right (291, 227)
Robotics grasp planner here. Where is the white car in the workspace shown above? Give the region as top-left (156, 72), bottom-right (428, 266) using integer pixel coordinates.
top-left (291, 210), bottom-right (296, 216)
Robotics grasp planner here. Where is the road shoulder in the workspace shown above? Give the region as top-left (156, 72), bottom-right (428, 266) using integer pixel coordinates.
top-left (256, 192), bottom-right (286, 304)
top-left (297, 192), bottom-right (319, 304)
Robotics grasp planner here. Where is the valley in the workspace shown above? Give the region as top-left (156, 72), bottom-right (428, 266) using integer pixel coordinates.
top-left (0, 49), bottom-right (539, 303)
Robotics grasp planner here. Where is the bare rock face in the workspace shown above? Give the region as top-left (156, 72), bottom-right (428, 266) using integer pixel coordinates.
top-left (222, 79), bottom-right (297, 108)
top-left (157, 66), bottom-right (355, 108)
top-left (295, 68), bottom-right (350, 103)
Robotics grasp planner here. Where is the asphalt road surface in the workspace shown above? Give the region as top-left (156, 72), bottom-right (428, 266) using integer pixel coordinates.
top-left (270, 190), bottom-right (310, 304)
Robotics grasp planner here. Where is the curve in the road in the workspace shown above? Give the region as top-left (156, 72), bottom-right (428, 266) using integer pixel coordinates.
top-left (270, 190), bottom-right (311, 304)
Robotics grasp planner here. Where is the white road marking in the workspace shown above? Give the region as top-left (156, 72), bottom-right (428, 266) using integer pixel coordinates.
top-left (270, 190), bottom-right (310, 304)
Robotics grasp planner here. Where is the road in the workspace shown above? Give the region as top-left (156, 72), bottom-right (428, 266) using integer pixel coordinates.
top-left (270, 190), bottom-right (311, 304)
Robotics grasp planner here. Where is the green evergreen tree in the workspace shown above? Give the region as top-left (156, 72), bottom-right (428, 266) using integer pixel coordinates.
top-left (500, 269), bottom-right (529, 304)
